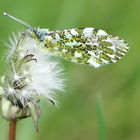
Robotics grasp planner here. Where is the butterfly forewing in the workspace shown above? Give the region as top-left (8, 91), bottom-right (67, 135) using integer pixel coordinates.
top-left (43, 28), bottom-right (129, 68)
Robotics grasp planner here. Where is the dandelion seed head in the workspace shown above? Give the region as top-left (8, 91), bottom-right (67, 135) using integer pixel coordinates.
top-left (0, 32), bottom-right (65, 107)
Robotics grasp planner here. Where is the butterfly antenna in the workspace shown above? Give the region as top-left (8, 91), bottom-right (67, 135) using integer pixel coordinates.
top-left (3, 12), bottom-right (35, 31)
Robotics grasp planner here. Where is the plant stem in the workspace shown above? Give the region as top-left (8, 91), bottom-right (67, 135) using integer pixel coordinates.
top-left (9, 120), bottom-right (17, 140)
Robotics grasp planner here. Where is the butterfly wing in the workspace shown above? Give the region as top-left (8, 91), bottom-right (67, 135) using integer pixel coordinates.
top-left (43, 28), bottom-right (129, 68)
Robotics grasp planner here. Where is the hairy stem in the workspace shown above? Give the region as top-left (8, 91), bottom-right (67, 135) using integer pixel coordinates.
top-left (9, 120), bottom-right (17, 140)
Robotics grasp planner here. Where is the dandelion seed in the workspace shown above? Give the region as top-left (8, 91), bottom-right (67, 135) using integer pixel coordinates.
top-left (8, 88), bottom-right (14, 94)
top-left (14, 74), bottom-right (20, 80)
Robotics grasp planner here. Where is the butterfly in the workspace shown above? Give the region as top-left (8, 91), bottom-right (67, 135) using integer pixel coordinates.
top-left (4, 12), bottom-right (129, 68)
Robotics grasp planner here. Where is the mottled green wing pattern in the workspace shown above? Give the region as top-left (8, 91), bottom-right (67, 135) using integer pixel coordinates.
top-left (43, 28), bottom-right (129, 68)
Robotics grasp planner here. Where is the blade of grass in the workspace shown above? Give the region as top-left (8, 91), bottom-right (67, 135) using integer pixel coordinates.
top-left (95, 94), bottom-right (106, 140)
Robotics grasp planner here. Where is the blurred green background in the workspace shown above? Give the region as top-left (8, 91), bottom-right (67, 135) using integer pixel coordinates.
top-left (0, 0), bottom-right (139, 140)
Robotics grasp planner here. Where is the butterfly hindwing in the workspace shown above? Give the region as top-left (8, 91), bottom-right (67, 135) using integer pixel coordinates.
top-left (43, 28), bottom-right (129, 68)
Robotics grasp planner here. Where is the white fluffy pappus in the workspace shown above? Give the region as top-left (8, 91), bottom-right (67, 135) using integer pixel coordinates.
top-left (1, 32), bottom-right (65, 106)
